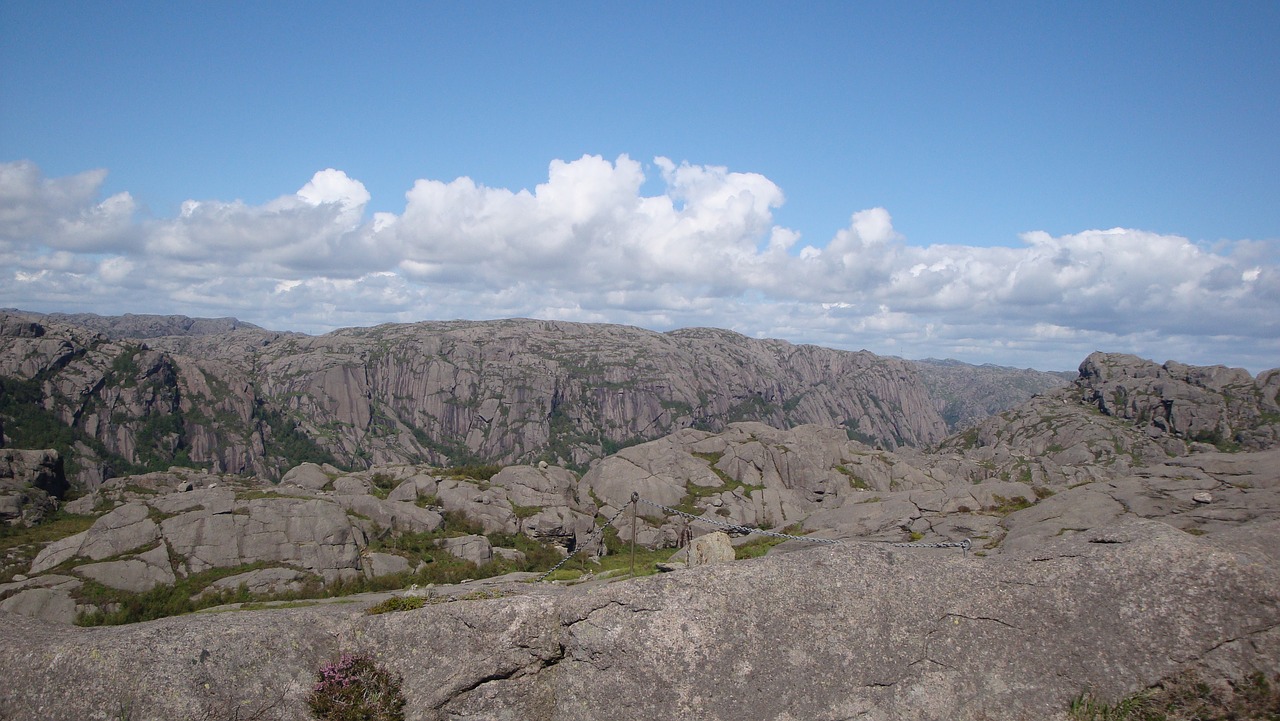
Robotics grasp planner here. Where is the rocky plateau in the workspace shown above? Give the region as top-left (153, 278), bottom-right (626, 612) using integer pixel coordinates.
top-left (1, 312), bottom-right (1279, 719)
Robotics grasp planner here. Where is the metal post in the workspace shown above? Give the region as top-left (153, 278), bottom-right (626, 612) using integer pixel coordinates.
top-left (630, 491), bottom-right (638, 577)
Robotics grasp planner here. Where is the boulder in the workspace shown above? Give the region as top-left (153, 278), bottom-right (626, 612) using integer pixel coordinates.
top-left (279, 463), bottom-right (333, 491)
top-left (29, 502), bottom-right (160, 573)
top-left (365, 552), bottom-right (411, 578)
top-left (438, 535), bottom-right (492, 566)
top-left (160, 497), bottom-right (365, 584)
top-left (387, 475), bottom-right (440, 503)
top-left (199, 567), bottom-right (313, 599)
top-left (0, 587), bottom-right (78, 625)
top-left (685, 531), bottom-right (735, 566)
top-left (74, 543), bottom-right (175, 593)
top-left (334, 495), bottom-right (444, 534)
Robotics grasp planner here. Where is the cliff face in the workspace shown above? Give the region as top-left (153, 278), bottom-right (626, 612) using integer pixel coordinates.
top-left (1, 312), bottom-right (954, 485)
top-left (235, 320), bottom-right (951, 470)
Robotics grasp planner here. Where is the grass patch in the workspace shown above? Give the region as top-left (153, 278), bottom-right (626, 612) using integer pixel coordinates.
top-left (984, 494), bottom-right (1035, 516)
top-left (672, 455), bottom-right (767, 515)
top-left (0, 511), bottom-right (98, 583)
top-left (366, 595), bottom-right (425, 615)
top-left (734, 524), bottom-right (806, 560)
top-left (836, 465), bottom-right (870, 490)
top-left (369, 472), bottom-right (398, 499)
top-left (542, 542), bottom-right (677, 582)
top-left (1068, 671), bottom-right (1279, 720)
top-left (444, 463), bottom-right (502, 481)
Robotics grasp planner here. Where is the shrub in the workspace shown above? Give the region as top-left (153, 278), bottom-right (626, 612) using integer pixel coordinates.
top-left (366, 596), bottom-right (425, 615)
top-left (308, 653), bottom-right (406, 721)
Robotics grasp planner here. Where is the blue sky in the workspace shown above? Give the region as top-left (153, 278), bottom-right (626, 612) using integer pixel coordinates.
top-left (2, 1), bottom-right (1278, 372)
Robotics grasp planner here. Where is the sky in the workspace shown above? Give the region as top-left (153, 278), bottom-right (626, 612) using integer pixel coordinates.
top-left (1, 1), bottom-right (1278, 373)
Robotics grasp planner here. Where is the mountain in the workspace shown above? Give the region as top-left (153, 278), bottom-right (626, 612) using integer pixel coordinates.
top-left (911, 357), bottom-right (1076, 428)
top-left (2, 336), bottom-right (1278, 719)
top-left (2, 310), bottom-right (979, 486)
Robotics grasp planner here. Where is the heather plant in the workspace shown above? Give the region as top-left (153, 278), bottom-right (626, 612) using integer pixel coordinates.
top-left (307, 653), bottom-right (406, 721)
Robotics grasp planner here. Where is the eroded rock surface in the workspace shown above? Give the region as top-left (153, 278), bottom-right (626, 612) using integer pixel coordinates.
top-left (1, 518), bottom-right (1276, 721)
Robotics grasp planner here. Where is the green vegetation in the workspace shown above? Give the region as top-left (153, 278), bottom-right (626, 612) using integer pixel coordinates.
top-left (308, 653), bottom-right (406, 721)
top-left (444, 463), bottom-right (502, 481)
top-left (734, 524), bottom-right (806, 560)
top-left (0, 510), bottom-right (97, 584)
top-left (74, 560), bottom-right (313, 626)
top-left (955, 427), bottom-right (981, 450)
top-left (1068, 672), bottom-right (1279, 721)
top-left (366, 595), bottom-right (425, 615)
top-left (836, 465), bottom-right (870, 490)
top-left (253, 404), bottom-right (341, 470)
top-left (369, 472), bottom-right (398, 499)
top-left (65, 517), bottom-right (571, 625)
top-left (984, 494), bottom-right (1035, 516)
top-left (539, 542), bottom-right (674, 582)
top-left (0, 373), bottom-right (146, 479)
top-left (541, 402), bottom-right (594, 473)
top-left (670, 453), bottom-right (765, 514)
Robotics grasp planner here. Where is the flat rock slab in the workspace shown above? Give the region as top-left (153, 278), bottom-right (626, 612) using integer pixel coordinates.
top-left (1, 518), bottom-right (1276, 721)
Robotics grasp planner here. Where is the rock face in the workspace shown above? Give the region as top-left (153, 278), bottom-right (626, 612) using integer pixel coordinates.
top-left (1077, 351), bottom-right (1280, 450)
top-left (0, 448), bottom-right (67, 525)
top-left (2, 310), bottom-right (959, 486)
top-left (0, 518), bottom-right (1276, 721)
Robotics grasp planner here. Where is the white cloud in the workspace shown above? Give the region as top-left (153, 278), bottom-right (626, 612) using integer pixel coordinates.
top-left (1, 158), bottom-right (1276, 372)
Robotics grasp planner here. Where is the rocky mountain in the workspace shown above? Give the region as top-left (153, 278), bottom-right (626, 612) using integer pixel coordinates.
top-left (912, 357), bottom-right (1076, 428)
top-left (8, 310), bottom-right (263, 338)
top-left (2, 310), bottom-right (969, 486)
top-left (1, 344), bottom-right (1278, 719)
top-left (5, 346), bottom-right (1278, 627)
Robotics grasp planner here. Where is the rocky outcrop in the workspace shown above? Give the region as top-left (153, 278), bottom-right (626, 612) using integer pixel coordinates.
top-left (1, 518), bottom-right (1276, 721)
top-left (0, 448), bottom-right (66, 525)
top-left (1078, 351), bottom-right (1280, 450)
top-left (0, 460), bottom-right (601, 624)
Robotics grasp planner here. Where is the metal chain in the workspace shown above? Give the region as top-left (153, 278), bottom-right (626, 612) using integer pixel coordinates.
top-left (536, 501), bottom-right (634, 582)
top-left (890, 539), bottom-right (972, 551)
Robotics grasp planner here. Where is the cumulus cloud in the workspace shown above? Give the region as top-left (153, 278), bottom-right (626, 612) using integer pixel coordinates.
top-left (1, 157), bottom-right (1276, 372)
top-left (0, 160), bottom-right (137, 253)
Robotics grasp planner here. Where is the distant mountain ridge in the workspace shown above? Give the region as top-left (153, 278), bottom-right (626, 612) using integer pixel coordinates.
top-left (0, 310), bottom-right (1083, 487)
top-left (912, 357), bottom-right (1076, 428)
top-left (2, 310), bottom-right (263, 338)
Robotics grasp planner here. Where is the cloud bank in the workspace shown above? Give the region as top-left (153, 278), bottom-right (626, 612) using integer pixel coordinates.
top-left (2, 157), bottom-right (1276, 372)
